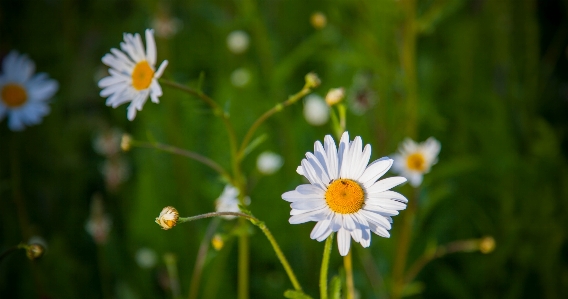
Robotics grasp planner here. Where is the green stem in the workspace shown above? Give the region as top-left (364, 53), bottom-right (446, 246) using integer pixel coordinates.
top-left (238, 225), bottom-right (249, 299)
top-left (391, 187), bottom-right (418, 299)
top-left (237, 83), bottom-right (313, 161)
top-left (188, 218), bottom-right (220, 299)
top-left (160, 79), bottom-right (239, 173)
top-left (320, 233), bottom-right (335, 299)
top-left (178, 212), bottom-right (303, 291)
top-left (132, 141), bottom-right (232, 183)
top-left (344, 250), bottom-right (355, 299)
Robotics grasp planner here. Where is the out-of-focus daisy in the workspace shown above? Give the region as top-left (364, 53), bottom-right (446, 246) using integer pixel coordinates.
top-left (101, 157), bottom-right (130, 191)
top-left (303, 94), bottom-right (329, 126)
top-left (257, 151), bottom-right (283, 175)
top-left (135, 247), bottom-right (158, 269)
top-left (215, 185), bottom-right (250, 220)
top-left (93, 127), bottom-right (123, 157)
top-left (348, 72), bottom-right (376, 115)
top-left (98, 29), bottom-right (168, 121)
top-left (0, 51), bottom-right (58, 131)
top-left (85, 194), bottom-right (112, 245)
top-left (226, 30), bottom-right (250, 54)
top-left (325, 87), bottom-right (345, 106)
top-left (230, 67), bottom-right (251, 87)
top-left (391, 137), bottom-right (441, 187)
top-left (282, 132), bottom-right (408, 256)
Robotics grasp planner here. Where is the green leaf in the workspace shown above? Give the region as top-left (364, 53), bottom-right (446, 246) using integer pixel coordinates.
top-left (283, 290), bottom-right (313, 299)
top-left (241, 133), bottom-right (268, 159)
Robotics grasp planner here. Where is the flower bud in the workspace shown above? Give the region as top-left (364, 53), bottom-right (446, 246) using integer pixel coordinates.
top-left (325, 87), bottom-right (345, 106)
top-left (155, 206), bottom-right (179, 230)
top-left (305, 72), bottom-right (321, 89)
top-left (479, 236), bottom-right (495, 254)
top-left (211, 234), bottom-right (224, 251)
top-left (26, 244), bottom-right (45, 260)
top-left (121, 134), bottom-right (132, 152)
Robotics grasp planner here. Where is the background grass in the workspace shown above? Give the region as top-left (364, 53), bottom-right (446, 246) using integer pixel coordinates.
top-left (1, 0), bottom-right (568, 298)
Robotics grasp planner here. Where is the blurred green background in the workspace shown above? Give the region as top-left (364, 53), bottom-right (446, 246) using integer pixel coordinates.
top-left (1, 0), bottom-right (568, 298)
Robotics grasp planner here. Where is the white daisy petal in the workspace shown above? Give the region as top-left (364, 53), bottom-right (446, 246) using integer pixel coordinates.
top-left (289, 207), bottom-right (328, 224)
top-left (360, 158), bottom-right (393, 188)
top-left (291, 199), bottom-right (327, 211)
top-left (145, 29), bottom-right (157, 66)
top-left (366, 177), bottom-right (407, 194)
top-left (324, 135), bottom-right (339, 179)
top-left (338, 132), bottom-right (350, 178)
top-left (301, 159), bottom-right (326, 189)
top-left (337, 228), bottom-right (351, 256)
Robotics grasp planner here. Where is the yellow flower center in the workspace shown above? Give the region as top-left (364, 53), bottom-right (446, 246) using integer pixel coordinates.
top-left (1, 83), bottom-right (27, 108)
top-left (406, 152), bottom-right (426, 172)
top-left (131, 61), bottom-right (154, 91)
top-left (325, 179), bottom-right (365, 214)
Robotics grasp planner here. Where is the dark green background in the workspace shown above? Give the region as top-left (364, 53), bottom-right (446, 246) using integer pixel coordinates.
top-left (1, 0), bottom-right (567, 298)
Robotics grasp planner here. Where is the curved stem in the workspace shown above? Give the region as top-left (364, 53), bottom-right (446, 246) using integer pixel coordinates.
top-left (344, 250), bottom-right (355, 299)
top-left (320, 233), bottom-right (335, 299)
top-left (160, 79), bottom-right (239, 174)
top-left (178, 212), bottom-right (303, 291)
top-left (237, 84), bottom-right (313, 160)
top-left (133, 141), bottom-right (232, 183)
top-left (188, 218), bottom-right (220, 299)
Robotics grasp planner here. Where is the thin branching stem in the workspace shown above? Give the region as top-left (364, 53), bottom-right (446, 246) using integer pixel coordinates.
top-left (237, 84), bottom-right (313, 160)
top-left (133, 141), bottom-right (232, 183)
top-left (178, 212), bottom-right (303, 292)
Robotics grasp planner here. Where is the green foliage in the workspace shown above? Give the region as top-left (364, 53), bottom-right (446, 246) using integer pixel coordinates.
top-left (1, 0), bottom-right (567, 298)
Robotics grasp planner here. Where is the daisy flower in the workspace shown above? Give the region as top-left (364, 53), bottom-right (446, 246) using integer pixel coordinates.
top-left (98, 29), bottom-right (168, 121)
top-left (215, 185), bottom-right (250, 220)
top-left (282, 132), bottom-right (408, 256)
top-left (0, 51), bottom-right (58, 131)
top-left (391, 137), bottom-right (441, 187)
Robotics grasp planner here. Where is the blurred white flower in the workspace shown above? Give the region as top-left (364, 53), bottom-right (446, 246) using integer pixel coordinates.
top-left (85, 195), bottom-right (112, 245)
top-left (93, 128), bottom-right (123, 157)
top-left (348, 72), bottom-right (376, 115)
top-left (215, 185), bottom-right (250, 220)
top-left (303, 94), bottom-right (329, 126)
top-left (226, 30), bottom-right (250, 54)
top-left (101, 157), bottom-right (130, 191)
top-left (256, 151), bottom-right (283, 175)
top-left (151, 15), bottom-right (182, 39)
top-left (135, 247), bottom-right (158, 268)
top-left (98, 29), bottom-right (168, 120)
top-left (0, 51), bottom-right (58, 131)
top-left (230, 68), bottom-right (251, 87)
top-left (392, 137), bottom-right (441, 187)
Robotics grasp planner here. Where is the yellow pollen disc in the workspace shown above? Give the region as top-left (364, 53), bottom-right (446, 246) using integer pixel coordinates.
top-left (131, 61), bottom-right (154, 91)
top-left (1, 84), bottom-right (27, 108)
top-left (406, 152), bottom-right (426, 171)
top-left (325, 179), bottom-right (365, 214)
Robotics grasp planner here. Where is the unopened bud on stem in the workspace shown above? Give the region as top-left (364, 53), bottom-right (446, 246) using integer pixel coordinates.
top-left (155, 206), bottom-right (179, 230)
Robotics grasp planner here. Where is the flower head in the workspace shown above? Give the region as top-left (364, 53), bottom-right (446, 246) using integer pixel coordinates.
top-left (257, 151), bottom-right (284, 175)
top-left (98, 29), bottom-right (168, 121)
top-left (0, 51), bottom-right (59, 131)
top-left (226, 30), bottom-right (250, 54)
top-left (215, 185), bottom-right (250, 220)
top-left (282, 132), bottom-right (408, 256)
top-left (303, 94), bottom-right (329, 126)
top-left (155, 206), bottom-right (179, 230)
top-left (391, 137), bottom-right (441, 187)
